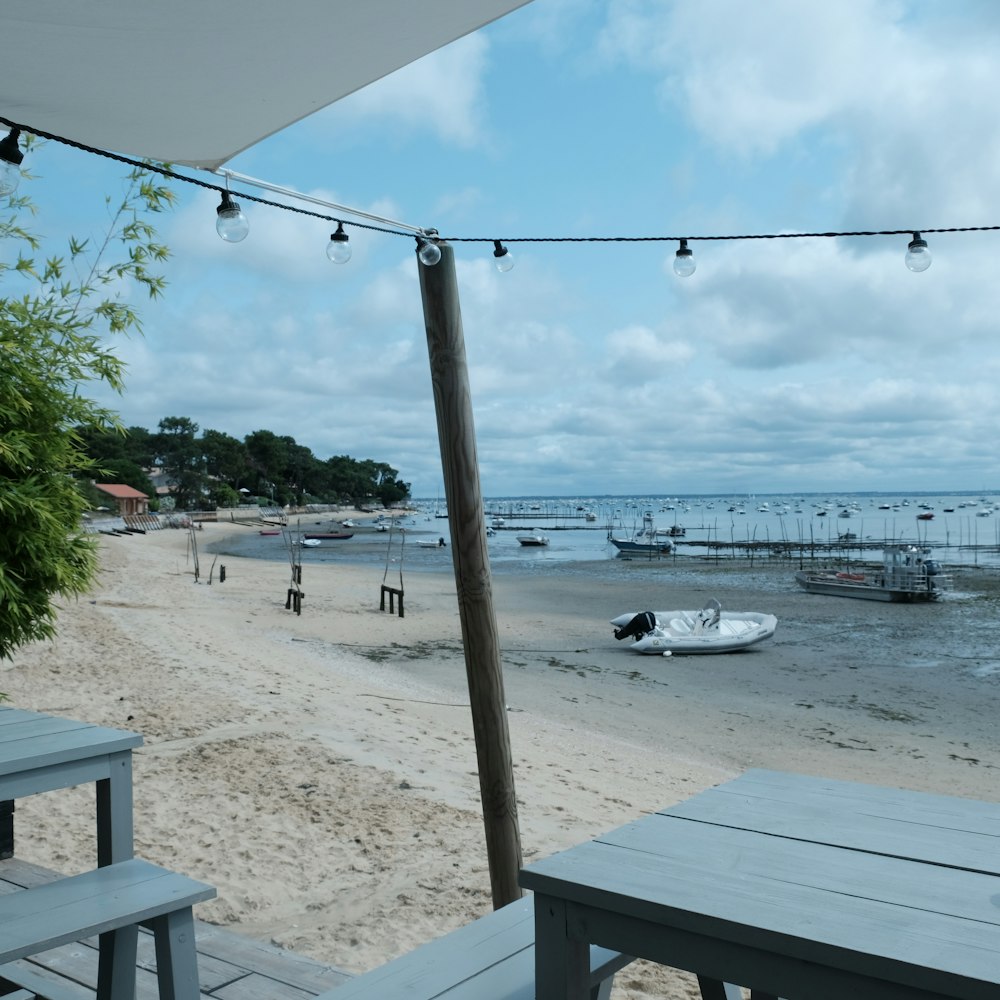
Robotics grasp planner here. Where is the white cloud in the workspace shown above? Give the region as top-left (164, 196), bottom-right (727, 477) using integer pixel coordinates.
top-left (309, 34), bottom-right (494, 149)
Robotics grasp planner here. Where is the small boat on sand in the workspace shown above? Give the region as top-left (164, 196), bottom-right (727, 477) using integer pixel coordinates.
top-left (416, 537), bottom-right (447, 548)
top-left (303, 532), bottom-right (353, 540)
top-left (794, 545), bottom-right (950, 602)
top-left (610, 599), bottom-right (777, 655)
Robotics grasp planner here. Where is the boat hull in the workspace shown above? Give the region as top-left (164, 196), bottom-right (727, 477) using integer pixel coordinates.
top-left (609, 608), bottom-right (777, 654)
top-left (794, 571), bottom-right (940, 602)
top-left (610, 538), bottom-right (673, 554)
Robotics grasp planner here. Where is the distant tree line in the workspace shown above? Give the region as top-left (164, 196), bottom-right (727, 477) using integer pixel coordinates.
top-left (78, 416), bottom-right (411, 511)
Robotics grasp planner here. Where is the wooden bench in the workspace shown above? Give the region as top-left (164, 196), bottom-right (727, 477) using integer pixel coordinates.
top-left (324, 894), bottom-right (630, 1000)
top-left (0, 858), bottom-right (215, 1000)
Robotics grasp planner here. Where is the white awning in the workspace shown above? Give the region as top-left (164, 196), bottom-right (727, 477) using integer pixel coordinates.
top-left (1, 1), bottom-right (533, 168)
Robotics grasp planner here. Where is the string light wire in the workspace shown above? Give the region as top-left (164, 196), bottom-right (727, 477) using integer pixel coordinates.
top-left (4, 117), bottom-right (1000, 257)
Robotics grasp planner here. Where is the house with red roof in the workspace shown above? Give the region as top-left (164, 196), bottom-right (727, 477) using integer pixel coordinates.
top-left (94, 483), bottom-right (150, 517)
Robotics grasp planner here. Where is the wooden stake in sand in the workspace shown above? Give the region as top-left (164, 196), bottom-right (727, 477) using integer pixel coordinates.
top-left (282, 522), bottom-right (305, 615)
top-left (379, 517), bottom-right (405, 617)
top-left (417, 239), bottom-right (523, 908)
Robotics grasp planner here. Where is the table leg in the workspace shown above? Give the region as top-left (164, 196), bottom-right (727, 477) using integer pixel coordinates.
top-left (533, 894), bottom-right (591, 1000)
top-left (697, 978), bottom-right (743, 1000)
top-left (0, 800), bottom-right (13, 860)
top-left (96, 750), bottom-right (137, 1000)
top-left (96, 750), bottom-right (135, 866)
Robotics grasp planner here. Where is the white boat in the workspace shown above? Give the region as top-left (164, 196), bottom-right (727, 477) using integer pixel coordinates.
top-left (516, 531), bottom-right (549, 547)
top-left (610, 599), bottom-right (777, 655)
top-left (794, 544), bottom-right (950, 602)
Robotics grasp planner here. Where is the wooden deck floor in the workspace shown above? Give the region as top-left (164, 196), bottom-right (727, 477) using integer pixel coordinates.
top-left (0, 859), bottom-right (352, 1000)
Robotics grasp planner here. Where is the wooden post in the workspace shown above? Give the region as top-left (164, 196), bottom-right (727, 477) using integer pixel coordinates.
top-left (417, 239), bottom-right (523, 908)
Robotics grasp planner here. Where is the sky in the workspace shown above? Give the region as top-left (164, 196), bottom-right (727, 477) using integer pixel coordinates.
top-left (10, 0), bottom-right (1000, 499)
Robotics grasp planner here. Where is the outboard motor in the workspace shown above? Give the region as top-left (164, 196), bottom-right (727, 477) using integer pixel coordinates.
top-left (614, 611), bottom-right (657, 641)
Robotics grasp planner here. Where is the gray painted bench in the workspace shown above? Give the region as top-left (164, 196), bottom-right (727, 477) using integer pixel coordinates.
top-left (325, 894), bottom-right (630, 1000)
top-left (0, 858), bottom-right (215, 1000)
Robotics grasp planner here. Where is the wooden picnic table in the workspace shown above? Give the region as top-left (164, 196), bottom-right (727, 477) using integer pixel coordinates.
top-left (0, 704), bottom-right (142, 865)
top-left (520, 768), bottom-right (1000, 1000)
top-left (0, 706), bottom-right (215, 1000)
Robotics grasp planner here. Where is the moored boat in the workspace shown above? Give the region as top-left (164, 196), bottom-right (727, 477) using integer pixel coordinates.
top-left (516, 531), bottom-right (549, 547)
top-left (610, 599), bottom-right (777, 655)
top-left (794, 545), bottom-right (950, 602)
top-left (416, 537), bottom-right (447, 548)
top-left (608, 512), bottom-right (674, 555)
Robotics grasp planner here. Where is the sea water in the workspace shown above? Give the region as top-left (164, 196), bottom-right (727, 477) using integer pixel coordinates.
top-left (208, 490), bottom-right (1000, 571)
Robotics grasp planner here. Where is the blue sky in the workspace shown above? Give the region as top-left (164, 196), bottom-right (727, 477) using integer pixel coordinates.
top-left (13, 1), bottom-right (1000, 498)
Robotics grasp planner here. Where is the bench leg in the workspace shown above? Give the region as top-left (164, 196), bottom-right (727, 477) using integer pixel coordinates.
top-left (150, 907), bottom-right (202, 1000)
top-left (97, 925), bottom-right (139, 1000)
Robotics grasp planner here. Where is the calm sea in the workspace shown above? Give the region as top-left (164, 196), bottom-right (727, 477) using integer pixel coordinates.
top-left (208, 491), bottom-right (1000, 572)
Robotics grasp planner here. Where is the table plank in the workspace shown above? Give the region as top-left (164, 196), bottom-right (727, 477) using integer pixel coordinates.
top-left (661, 770), bottom-right (1000, 874)
top-left (702, 768), bottom-right (1000, 831)
top-left (0, 717), bottom-right (100, 744)
top-left (598, 816), bottom-right (1000, 926)
top-left (0, 709), bottom-right (59, 729)
top-left (0, 727), bottom-right (142, 775)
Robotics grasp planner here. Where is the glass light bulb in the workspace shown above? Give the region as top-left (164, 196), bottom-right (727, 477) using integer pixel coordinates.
top-left (326, 233), bottom-right (352, 264)
top-left (216, 195), bottom-right (249, 243)
top-left (673, 242), bottom-right (696, 277)
top-left (418, 240), bottom-right (442, 266)
top-left (493, 240), bottom-right (514, 272)
top-left (905, 235), bottom-right (931, 272)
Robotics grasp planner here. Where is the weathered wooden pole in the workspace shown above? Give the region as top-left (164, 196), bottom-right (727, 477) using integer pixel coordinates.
top-left (417, 238), bottom-right (523, 908)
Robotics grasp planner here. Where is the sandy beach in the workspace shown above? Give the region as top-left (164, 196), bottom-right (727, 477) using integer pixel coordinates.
top-left (4, 520), bottom-right (1000, 1000)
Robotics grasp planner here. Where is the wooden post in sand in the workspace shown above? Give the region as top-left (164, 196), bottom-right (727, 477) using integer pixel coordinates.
top-left (417, 239), bottom-right (523, 908)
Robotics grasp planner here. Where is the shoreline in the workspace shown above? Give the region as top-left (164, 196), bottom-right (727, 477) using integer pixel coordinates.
top-left (4, 523), bottom-right (1000, 999)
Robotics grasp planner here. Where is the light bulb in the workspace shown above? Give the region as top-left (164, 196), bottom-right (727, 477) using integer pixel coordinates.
top-left (326, 222), bottom-right (352, 264)
top-left (673, 239), bottom-right (696, 277)
top-left (493, 240), bottom-right (514, 273)
top-left (0, 128), bottom-right (24, 197)
top-left (216, 192), bottom-right (249, 243)
top-left (905, 232), bottom-right (931, 272)
top-left (418, 238), bottom-right (442, 266)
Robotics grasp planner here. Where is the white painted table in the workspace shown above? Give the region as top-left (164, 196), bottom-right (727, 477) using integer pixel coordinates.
top-left (520, 768), bottom-right (1000, 1000)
